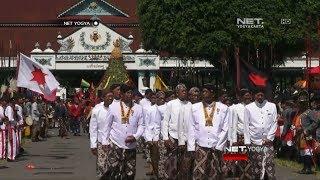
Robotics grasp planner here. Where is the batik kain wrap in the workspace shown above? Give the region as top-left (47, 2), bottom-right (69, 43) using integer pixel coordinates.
top-left (157, 139), bottom-right (168, 179)
top-left (226, 135), bottom-right (252, 179)
top-left (149, 142), bottom-right (160, 177)
top-left (193, 145), bottom-right (222, 180)
top-left (96, 142), bottom-right (108, 177)
top-left (105, 142), bottom-right (136, 180)
top-left (249, 145), bottom-right (275, 180)
top-left (159, 136), bottom-right (191, 180)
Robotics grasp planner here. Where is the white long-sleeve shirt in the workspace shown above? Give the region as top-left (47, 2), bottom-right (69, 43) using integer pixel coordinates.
top-left (229, 103), bottom-right (246, 144)
top-left (244, 101), bottom-right (277, 145)
top-left (5, 105), bottom-right (15, 126)
top-left (31, 102), bottom-right (40, 121)
top-left (188, 102), bottom-right (230, 152)
top-left (161, 99), bottom-right (189, 141)
top-left (15, 104), bottom-right (23, 126)
top-left (144, 105), bottom-right (161, 142)
top-left (157, 103), bottom-right (167, 120)
top-left (140, 98), bottom-right (151, 108)
top-left (89, 103), bottom-right (111, 149)
top-left (102, 101), bottom-right (145, 149)
top-left (178, 102), bottom-right (192, 145)
top-left (141, 101), bottom-right (152, 139)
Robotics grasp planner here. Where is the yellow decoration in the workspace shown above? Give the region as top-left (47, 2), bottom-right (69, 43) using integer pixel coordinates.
top-left (120, 101), bottom-right (133, 124)
top-left (110, 38), bottom-right (122, 60)
top-left (153, 75), bottom-right (168, 91)
top-left (24, 126), bottom-right (31, 137)
top-left (203, 102), bottom-right (216, 126)
top-left (103, 76), bottom-right (111, 89)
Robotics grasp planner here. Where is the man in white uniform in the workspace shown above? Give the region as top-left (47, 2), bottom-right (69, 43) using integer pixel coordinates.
top-left (89, 89), bottom-right (114, 178)
top-left (5, 98), bottom-right (17, 161)
top-left (139, 89), bottom-right (153, 175)
top-left (161, 83), bottom-right (190, 179)
top-left (244, 88), bottom-right (277, 180)
top-left (188, 84), bottom-right (230, 179)
top-left (144, 92), bottom-right (161, 177)
top-left (102, 84), bottom-right (145, 179)
top-left (228, 88), bottom-right (252, 179)
top-left (15, 97), bottom-right (24, 156)
top-left (155, 91), bottom-right (168, 179)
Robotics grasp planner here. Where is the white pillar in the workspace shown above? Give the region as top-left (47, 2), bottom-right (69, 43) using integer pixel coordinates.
top-left (138, 71), bottom-right (146, 94)
top-left (149, 71), bottom-right (156, 91)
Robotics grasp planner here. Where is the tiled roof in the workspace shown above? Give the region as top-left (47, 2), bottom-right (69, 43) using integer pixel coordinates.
top-left (0, 0), bottom-right (140, 56)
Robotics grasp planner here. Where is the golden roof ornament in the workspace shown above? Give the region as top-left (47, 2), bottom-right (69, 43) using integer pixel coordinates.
top-left (110, 38), bottom-right (122, 60)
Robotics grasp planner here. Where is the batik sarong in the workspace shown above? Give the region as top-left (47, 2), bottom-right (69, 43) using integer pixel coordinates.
top-left (157, 140), bottom-right (168, 179)
top-left (225, 135), bottom-right (252, 180)
top-left (105, 142), bottom-right (136, 180)
top-left (249, 145), bottom-right (275, 180)
top-left (193, 145), bottom-right (222, 180)
top-left (157, 136), bottom-right (191, 180)
top-left (96, 142), bottom-right (108, 177)
top-left (149, 142), bottom-right (160, 177)
top-left (136, 138), bottom-right (145, 154)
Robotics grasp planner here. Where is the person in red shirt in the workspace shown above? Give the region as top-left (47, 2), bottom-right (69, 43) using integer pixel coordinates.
top-left (68, 99), bottom-right (82, 136)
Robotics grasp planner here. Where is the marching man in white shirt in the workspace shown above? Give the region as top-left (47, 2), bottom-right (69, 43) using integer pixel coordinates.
top-left (188, 84), bottom-right (230, 179)
top-left (89, 89), bottom-right (114, 178)
top-left (144, 91), bottom-right (161, 177)
top-left (244, 88), bottom-right (277, 180)
top-left (5, 98), bottom-right (18, 161)
top-left (102, 84), bottom-right (145, 179)
top-left (155, 90), bottom-right (168, 179)
top-left (161, 83), bottom-right (190, 179)
top-left (229, 88), bottom-right (253, 179)
top-left (0, 98), bottom-right (7, 160)
top-left (139, 89), bottom-right (153, 175)
top-left (15, 97), bottom-right (24, 156)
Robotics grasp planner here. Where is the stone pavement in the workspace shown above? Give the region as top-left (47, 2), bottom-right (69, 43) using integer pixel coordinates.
top-left (0, 129), bottom-right (318, 180)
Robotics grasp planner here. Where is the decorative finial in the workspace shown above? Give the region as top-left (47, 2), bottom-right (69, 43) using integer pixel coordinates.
top-left (110, 38), bottom-right (122, 60)
top-left (47, 42), bottom-right (51, 48)
top-left (35, 42), bottom-right (40, 48)
top-left (57, 32), bottom-right (62, 39)
top-left (128, 33), bottom-right (133, 39)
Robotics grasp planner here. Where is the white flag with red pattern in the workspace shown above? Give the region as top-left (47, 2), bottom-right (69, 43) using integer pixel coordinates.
top-left (16, 53), bottom-right (60, 101)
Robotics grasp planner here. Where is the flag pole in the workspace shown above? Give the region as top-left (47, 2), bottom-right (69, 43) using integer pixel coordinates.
top-left (235, 46), bottom-right (240, 92)
top-left (15, 44), bottom-right (20, 80)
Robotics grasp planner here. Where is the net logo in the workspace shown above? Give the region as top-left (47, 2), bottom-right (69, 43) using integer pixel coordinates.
top-left (281, 19), bottom-right (291, 25)
top-left (223, 146), bottom-right (268, 161)
top-left (236, 18), bottom-right (264, 29)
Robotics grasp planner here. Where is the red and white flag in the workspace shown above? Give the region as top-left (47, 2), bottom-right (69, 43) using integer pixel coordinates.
top-left (17, 53), bottom-right (60, 101)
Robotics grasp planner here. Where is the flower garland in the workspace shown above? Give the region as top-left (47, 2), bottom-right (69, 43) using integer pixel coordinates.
top-left (120, 101), bottom-right (133, 124)
top-left (202, 101), bottom-right (216, 126)
top-left (79, 32), bottom-right (111, 51)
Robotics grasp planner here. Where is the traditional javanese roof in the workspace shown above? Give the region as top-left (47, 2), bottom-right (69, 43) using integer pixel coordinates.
top-left (0, 0), bottom-right (140, 56)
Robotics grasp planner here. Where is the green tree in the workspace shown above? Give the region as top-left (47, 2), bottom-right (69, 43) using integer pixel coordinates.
top-left (138, 0), bottom-right (320, 70)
